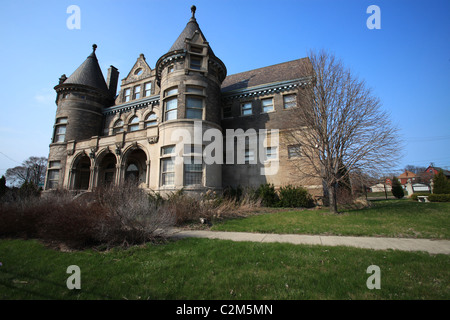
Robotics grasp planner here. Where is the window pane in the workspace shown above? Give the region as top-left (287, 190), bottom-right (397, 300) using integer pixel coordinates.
top-left (124, 89), bottom-right (131, 102)
top-left (190, 57), bottom-right (202, 70)
top-left (165, 87), bottom-right (178, 96)
top-left (241, 102), bottom-right (252, 115)
top-left (162, 145), bottom-right (176, 155)
top-left (262, 98), bottom-right (274, 113)
top-left (186, 109), bottom-right (202, 119)
top-left (265, 147), bottom-right (277, 160)
top-left (128, 124), bottom-right (139, 132)
top-left (114, 119), bottom-right (124, 127)
top-left (166, 109), bottom-right (177, 120)
top-left (166, 97), bottom-right (177, 110)
top-left (283, 94), bottom-right (296, 109)
top-left (56, 126), bottom-right (66, 134)
top-left (186, 86), bottom-right (203, 94)
top-left (288, 145), bottom-right (301, 158)
top-left (144, 82), bottom-right (152, 96)
top-left (56, 118), bottom-right (67, 124)
top-left (129, 116), bottom-right (139, 124)
top-left (48, 170), bottom-right (59, 180)
top-left (186, 97), bottom-right (203, 108)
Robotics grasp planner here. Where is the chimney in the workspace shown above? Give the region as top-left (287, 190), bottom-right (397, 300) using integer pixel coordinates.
top-left (106, 66), bottom-right (119, 97)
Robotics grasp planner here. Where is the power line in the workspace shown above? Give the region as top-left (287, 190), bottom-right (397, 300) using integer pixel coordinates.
top-left (0, 152), bottom-right (21, 164)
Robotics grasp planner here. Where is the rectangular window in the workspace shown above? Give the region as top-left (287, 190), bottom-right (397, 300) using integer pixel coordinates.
top-left (133, 86), bottom-right (141, 100)
top-left (190, 56), bottom-right (202, 70)
top-left (144, 82), bottom-right (152, 97)
top-left (168, 65), bottom-right (174, 73)
top-left (124, 88), bottom-right (131, 102)
top-left (288, 145), bottom-right (302, 159)
top-left (241, 102), bottom-right (252, 116)
top-left (186, 96), bottom-right (203, 119)
top-left (47, 161), bottom-right (61, 189)
top-left (265, 147), bottom-right (277, 161)
top-left (184, 160), bottom-right (203, 186)
top-left (161, 145), bottom-right (176, 156)
top-left (223, 105), bottom-right (232, 118)
top-left (161, 158), bottom-right (175, 186)
top-left (53, 118), bottom-right (67, 143)
top-left (186, 86), bottom-right (204, 95)
top-left (283, 94), bottom-right (297, 109)
top-left (165, 97), bottom-right (178, 121)
top-left (165, 87), bottom-right (178, 97)
top-left (261, 98), bottom-right (274, 113)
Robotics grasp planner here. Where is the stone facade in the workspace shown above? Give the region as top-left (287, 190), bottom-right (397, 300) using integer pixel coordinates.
top-left (44, 6), bottom-right (323, 198)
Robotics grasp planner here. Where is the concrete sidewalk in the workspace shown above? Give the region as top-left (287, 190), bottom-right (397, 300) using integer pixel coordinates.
top-left (169, 229), bottom-right (450, 255)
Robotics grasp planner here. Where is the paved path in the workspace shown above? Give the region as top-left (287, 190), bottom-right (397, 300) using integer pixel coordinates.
top-left (169, 229), bottom-right (450, 255)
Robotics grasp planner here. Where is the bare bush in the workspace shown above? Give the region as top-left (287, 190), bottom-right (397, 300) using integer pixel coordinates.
top-left (95, 182), bottom-right (176, 245)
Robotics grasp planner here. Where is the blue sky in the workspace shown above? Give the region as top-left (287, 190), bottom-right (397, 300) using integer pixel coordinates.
top-left (0, 0), bottom-right (449, 178)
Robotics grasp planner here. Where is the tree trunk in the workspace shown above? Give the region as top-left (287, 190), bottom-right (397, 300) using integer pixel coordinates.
top-left (328, 183), bottom-right (338, 214)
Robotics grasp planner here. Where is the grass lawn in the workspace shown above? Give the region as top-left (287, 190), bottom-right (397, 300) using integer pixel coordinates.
top-left (212, 200), bottom-right (450, 239)
top-left (0, 238), bottom-right (449, 300)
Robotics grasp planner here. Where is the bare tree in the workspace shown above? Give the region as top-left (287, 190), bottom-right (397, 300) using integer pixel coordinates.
top-left (286, 49), bottom-right (402, 213)
top-left (5, 156), bottom-right (47, 187)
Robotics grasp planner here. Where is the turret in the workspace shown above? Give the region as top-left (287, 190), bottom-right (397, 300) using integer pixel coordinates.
top-left (155, 6), bottom-right (227, 193)
top-left (52, 44), bottom-right (115, 143)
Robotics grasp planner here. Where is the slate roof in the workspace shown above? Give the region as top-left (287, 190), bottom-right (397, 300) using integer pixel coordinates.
top-left (221, 58), bottom-right (312, 93)
top-left (168, 9), bottom-right (214, 56)
top-left (64, 45), bottom-right (109, 93)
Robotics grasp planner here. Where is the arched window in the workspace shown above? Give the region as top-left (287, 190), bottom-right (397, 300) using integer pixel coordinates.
top-left (145, 112), bottom-right (157, 128)
top-left (113, 119), bottom-right (124, 134)
top-left (128, 116), bottom-right (140, 132)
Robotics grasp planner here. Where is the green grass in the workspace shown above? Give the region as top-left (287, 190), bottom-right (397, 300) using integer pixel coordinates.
top-left (212, 200), bottom-right (450, 239)
top-left (1, 238), bottom-right (449, 300)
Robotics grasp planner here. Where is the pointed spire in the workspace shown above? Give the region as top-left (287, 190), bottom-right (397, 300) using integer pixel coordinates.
top-left (63, 44), bottom-right (109, 93)
top-left (191, 5), bottom-right (196, 20)
top-left (168, 5), bottom-right (213, 55)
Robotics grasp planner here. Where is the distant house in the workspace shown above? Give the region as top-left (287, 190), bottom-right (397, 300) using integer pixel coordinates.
top-left (424, 165), bottom-right (450, 179)
top-left (370, 183), bottom-right (392, 193)
top-left (398, 170), bottom-right (416, 185)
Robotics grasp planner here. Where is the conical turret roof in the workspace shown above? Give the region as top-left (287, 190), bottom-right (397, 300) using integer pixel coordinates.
top-left (64, 44), bottom-right (109, 93)
top-left (168, 5), bottom-right (214, 55)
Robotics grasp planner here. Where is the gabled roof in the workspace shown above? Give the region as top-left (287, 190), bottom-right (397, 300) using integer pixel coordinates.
top-left (64, 44), bottom-right (109, 93)
top-left (399, 170), bottom-right (416, 178)
top-left (221, 58), bottom-right (312, 93)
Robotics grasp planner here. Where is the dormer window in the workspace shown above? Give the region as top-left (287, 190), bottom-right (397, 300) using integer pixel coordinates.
top-left (190, 56), bottom-right (202, 70)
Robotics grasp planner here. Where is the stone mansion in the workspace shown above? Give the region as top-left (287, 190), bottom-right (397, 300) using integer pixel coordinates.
top-left (44, 6), bottom-right (322, 196)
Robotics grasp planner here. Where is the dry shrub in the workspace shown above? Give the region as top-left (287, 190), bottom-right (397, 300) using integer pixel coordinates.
top-left (95, 182), bottom-right (176, 245)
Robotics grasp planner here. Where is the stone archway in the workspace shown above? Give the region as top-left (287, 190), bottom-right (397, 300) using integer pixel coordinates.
top-left (72, 154), bottom-right (91, 190)
top-left (122, 148), bottom-right (148, 187)
top-left (97, 152), bottom-right (117, 187)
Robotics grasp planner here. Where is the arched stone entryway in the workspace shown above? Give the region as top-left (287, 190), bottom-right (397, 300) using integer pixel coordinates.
top-left (97, 152), bottom-right (117, 187)
top-left (71, 154), bottom-right (91, 190)
top-left (122, 148), bottom-right (149, 187)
